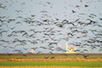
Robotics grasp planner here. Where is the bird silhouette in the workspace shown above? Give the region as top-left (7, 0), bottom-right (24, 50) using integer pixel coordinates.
top-left (85, 5), bottom-right (88, 7)
top-left (45, 56), bottom-right (49, 59)
top-left (83, 55), bottom-right (88, 59)
top-left (31, 47), bottom-right (38, 50)
top-left (76, 5), bottom-right (79, 8)
top-left (80, 0), bottom-right (82, 2)
top-left (91, 46), bottom-right (97, 50)
top-left (67, 32), bottom-right (73, 36)
top-left (49, 52), bottom-right (53, 55)
top-left (72, 10), bottom-right (76, 13)
top-left (48, 42), bottom-right (57, 45)
top-left (99, 47), bottom-right (102, 52)
top-left (16, 22), bottom-right (22, 25)
top-left (23, 47), bottom-right (28, 50)
top-left (50, 56), bottom-right (54, 59)
top-left (7, 53), bottom-right (13, 56)
top-left (58, 24), bottom-right (63, 28)
top-left (13, 49), bottom-right (21, 53)
top-left (9, 46), bottom-right (15, 49)
top-left (28, 40), bottom-right (37, 44)
top-left (86, 19), bottom-right (96, 25)
top-left (40, 46), bottom-right (47, 49)
top-left (3, 46), bottom-right (7, 48)
top-left (40, 11), bottom-right (48, 13)
top-left (31, 15), bottom-right (35, 17)
top-left (99, 18), bottom-right (102, 20)
top-left (10, 27), bottom-right (15, 30)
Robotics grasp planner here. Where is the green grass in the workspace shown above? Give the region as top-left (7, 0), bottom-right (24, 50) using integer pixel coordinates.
top-left (0, 62), bottom-right (102, 67)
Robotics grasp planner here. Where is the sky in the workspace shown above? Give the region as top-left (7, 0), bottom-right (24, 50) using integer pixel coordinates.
top-left (0, 0), bottom-right (102, 53)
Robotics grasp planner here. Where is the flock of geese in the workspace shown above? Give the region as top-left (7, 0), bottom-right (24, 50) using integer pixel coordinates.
top-left (0, 0), bottom-right (102, 53)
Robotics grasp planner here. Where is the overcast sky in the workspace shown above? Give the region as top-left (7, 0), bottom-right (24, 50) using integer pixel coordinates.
top-left (0, 0), bottom-right (102, 53)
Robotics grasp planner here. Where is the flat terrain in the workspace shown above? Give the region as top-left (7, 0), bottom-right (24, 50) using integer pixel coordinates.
top-left (0, 62), bottom-right (102, 67)
top-left (0, 53), bottom-right (102, 62)
top-left (0, 53), bottom-right (102, 68)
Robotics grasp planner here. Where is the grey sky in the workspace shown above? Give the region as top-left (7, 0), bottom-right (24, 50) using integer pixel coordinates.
top-left (0, 0), bottom-right (102, 53)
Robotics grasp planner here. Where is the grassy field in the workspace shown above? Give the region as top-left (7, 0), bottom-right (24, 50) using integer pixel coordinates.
top-left (0, 53), bottom-right (102, 68)
top-left (1, 66), bottom-right (102, 68)
top-left (0, 62), bottom-right (102, 67)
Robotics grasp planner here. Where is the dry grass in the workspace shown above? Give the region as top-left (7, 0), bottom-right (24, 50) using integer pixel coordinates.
top-left (0, 66), bottom-right (102, 68)
top-left (0, 57), bottom-right (102, 62)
